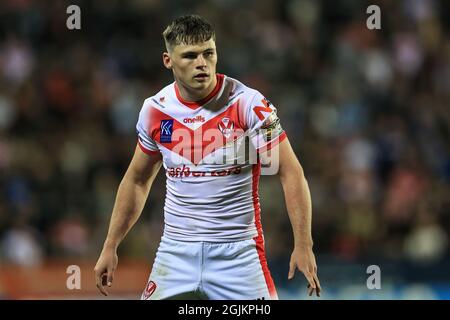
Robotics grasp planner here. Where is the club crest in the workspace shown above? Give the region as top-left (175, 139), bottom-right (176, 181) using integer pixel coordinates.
top-left (218, 117), bottom-right (234, 139)
top-left (142, 280), bottom-right (157, 300)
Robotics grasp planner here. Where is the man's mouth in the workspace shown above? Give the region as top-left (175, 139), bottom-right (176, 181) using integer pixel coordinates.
top-left (194, 73), bottom-right (209, 79)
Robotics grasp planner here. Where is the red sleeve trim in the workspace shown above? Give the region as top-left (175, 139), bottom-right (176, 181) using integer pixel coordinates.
top-left (138, 140), bottom-right (160, 156)
top-left (256, 131), bottom-right (287, 154)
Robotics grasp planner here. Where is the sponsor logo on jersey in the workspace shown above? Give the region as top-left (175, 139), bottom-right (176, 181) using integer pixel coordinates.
top-left (160, 119), bottom-right (173, 143)
top-left (142, 280), bottom-right (157, 300)
top-left (167, 165), bottom-right (242, 178)
top-left (218, 117), bottom-right (234, 138)
top-left (183, 115), bottom-right (205, 123)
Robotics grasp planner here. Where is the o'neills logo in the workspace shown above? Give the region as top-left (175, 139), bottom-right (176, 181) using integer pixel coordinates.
top-left (218, 117), bottom-right (234, 138)
top-left (183, 115), bottom-right (205, 123)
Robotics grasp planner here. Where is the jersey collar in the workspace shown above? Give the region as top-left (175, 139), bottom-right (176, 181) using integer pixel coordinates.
top-left (174, 74), bottom-right (224, 110)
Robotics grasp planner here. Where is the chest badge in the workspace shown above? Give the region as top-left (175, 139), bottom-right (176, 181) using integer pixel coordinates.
top-left (218, 117), bottom-right (234, 139)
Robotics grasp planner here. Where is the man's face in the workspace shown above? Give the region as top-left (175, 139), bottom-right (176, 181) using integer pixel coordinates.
top-left (163, 39), bottom-right (218, 94)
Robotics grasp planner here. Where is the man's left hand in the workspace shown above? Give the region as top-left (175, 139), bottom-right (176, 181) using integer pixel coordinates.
top-left (288, 245), bottom-right (321, 297)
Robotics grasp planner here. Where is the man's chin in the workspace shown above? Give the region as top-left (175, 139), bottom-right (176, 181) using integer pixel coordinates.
top-left (190, 81), bottom-right (210, 90)
top-left (193, 78), bottom-right (210, 86)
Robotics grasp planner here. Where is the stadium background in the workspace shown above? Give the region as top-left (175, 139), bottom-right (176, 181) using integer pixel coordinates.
top-left (0, 0), bottom-right (449, 299)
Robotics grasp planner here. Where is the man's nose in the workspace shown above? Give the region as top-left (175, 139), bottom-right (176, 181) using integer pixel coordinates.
top-left (195, 55), bottom-right (207, 68)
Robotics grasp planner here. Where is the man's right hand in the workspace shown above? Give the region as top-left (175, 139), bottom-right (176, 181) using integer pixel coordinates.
top-left (94, 247), bottom-right (118, 296)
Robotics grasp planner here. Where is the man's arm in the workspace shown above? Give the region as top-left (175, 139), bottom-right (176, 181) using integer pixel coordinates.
top-left (94, 144), bottom-right (162, 296)
top-left (262, 138), bottom-right (321, 297)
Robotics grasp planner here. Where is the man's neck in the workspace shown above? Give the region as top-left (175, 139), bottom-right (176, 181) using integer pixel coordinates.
top-left (176, 75), bottom-right (218, 102)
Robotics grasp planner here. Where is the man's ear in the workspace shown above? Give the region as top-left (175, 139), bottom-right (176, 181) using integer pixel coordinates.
top-left (162, 52), bottom-right (172, 69)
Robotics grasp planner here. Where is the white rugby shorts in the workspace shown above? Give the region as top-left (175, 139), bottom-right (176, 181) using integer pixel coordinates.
top-left (141, 235), bottom-right (278, 300)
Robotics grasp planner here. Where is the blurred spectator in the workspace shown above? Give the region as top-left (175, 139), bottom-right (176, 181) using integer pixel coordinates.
top-left (0, 217), bottom-right (44, 267)
top-left (404, 205), bottom-right (448, 264)
top-left (49, 213), bottom-right (90, 257)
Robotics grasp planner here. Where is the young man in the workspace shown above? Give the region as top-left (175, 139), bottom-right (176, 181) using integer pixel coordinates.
top-left (94, 15), bottom-right (321, 300)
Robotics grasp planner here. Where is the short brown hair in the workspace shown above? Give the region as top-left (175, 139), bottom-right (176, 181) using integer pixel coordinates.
top-left (163, 15), bottom-right (215, 50)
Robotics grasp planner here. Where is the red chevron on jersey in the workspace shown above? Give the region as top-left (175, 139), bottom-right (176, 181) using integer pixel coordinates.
top-left (146, 101), bottom-right (244, 165)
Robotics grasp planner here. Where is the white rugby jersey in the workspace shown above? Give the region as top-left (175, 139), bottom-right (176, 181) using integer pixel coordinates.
top-left (136, 74), bottom-right (287, 242)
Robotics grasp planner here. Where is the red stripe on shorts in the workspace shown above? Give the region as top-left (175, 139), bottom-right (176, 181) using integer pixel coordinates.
top-left (252, 161), bottom-right (278, 300)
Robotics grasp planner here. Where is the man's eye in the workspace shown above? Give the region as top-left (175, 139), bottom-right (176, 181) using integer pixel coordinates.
top-left (184, 54), bottom-right (197, 59)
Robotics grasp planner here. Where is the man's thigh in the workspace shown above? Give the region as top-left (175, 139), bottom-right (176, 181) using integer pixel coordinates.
top-left (201, 239), bottom-right (278, 300)
top-left (141, 237), bottom-right (202, 300)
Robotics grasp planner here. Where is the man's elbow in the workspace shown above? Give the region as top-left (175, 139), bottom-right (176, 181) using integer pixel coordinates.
top-left (122, 169), bottom-right (151, 190)
top-left (279, 160), bottom-right (306, 184)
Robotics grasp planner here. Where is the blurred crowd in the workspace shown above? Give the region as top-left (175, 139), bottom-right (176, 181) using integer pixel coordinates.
top-left (0, 0), bottom-right (449, 274)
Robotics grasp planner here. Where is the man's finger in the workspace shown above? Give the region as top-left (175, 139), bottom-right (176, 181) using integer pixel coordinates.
top-left (308, 285), bottom-right (315, 296)
top-left (313, 274), bottom-right (321, 290)
top-left (288, 262), bottom-right (295, 280)
top-left (303, 270), bottom-right (316, 288)
top-left (313, 274), bottom-right (322, 297)
top-left (94, 269), bottom-right (102, 289)
top-left (95, 272), bottom-right (108, 296)
top-left (97, 283), bottom-right (108, 296)
top-left (107, 269), bottom-right (114, 287)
